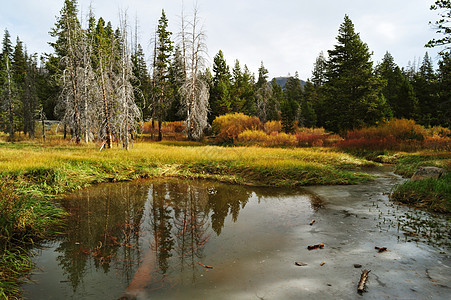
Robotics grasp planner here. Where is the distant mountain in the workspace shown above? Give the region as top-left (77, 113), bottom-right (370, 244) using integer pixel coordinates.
top-left (272, 77), bottom-right (307, 89)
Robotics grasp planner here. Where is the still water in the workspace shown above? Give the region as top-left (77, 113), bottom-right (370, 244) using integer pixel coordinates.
top-left (23, 172), bottom-right (450, 299)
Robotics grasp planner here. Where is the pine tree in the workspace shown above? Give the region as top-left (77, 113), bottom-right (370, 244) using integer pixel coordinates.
top-left (166, 46), bottom-right (184, 121)
top-left (132, 43), bottom-right (152, 120)
top-left (267, 78), bottom-right (283, 121)
top-left (255, 61), bottom-right (271, 122)
top-left (209, 50), bottom-right (231, 122)
top-left (1, 29), bottom-right (18, 140)
top-left (154, 10), bottom-right (173, 141)
top-left (299, 80), bottom-right (317, 127)
top-left (413, 52), bottom-right (439, 126)
top-left (281, 75), bottom-right (301, 133)
top-left (323, 15), bottom-right (387, 133)
top-left (437, 53), bottom-right (451, 126)
top-left (376, 52), bottom-right (415, 119)
top-left (426, 0), bottom-right (451, 54)
top-left (311, 51), bottom-right (327, 87)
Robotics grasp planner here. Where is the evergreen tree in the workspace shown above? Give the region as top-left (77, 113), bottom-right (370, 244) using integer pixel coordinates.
top-left (255, 61), bottom-right (271, 122)
top-left (166, 46), bottom-right (184, 121)
top-left (413, 52), bottom-right (439, 126)
top-left (281, 75), bottom-right (301, 133)
top-left (256, 61), bottom-right (268, 89)
top-left (267, 78), bottom-right (283, 121)
top-left (376, 52), bottom-right (415, 119)
top-left (311, 51), bottom-right (327, 87)
top-left (12, 37), bottom-right (27, 134)
top-left (154, 10), bottom-right (173, 141)
top-left (209, 50), bottom-right (231, 122)
top-left (323, 15), bottom-right (387, 133)
top-left (131, 43), bottom-right (152, 120)
top-left (437, 53), bottom-right (451, 126)
top-left (230, 61), bottom-right (256, 115)
top-left (426, 0), bottom-right (451, 54)
top-left (1, 29), bottom-right (18, 139)
top-left (22, 54), bottom-right (41, 138)
top-left (299, 80), bottom-right (318, 127)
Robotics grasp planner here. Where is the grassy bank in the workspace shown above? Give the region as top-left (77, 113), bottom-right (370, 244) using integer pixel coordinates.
top-left (0, 140), bottom-right (375, 298)
top-left (389, 152), bottom-right (451, 213)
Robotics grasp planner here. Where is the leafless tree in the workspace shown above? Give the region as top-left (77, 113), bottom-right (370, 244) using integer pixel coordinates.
top-left (179, 4), bottom-right (209, 141)
top-left (116, 11), bottom-right (141, 150)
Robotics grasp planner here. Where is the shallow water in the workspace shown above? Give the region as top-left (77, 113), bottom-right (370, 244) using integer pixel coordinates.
top-left (22, 169), bottom-right (450, 299)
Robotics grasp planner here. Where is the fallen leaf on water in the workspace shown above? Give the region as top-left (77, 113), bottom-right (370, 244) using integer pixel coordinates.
top-left (375, 246), bottom-right (387, 253)
top-left (307, 244), bottom-right (325, 250)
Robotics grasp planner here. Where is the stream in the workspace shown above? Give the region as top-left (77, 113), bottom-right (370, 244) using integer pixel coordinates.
top-left (22, 166), bottom-right (450, 299)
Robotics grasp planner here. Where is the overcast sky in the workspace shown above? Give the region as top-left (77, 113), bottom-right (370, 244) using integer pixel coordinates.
top-left (0, 0), bottom-right (444, 79)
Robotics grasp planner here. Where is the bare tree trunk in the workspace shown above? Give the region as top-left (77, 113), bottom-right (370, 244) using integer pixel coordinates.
top-left (66, 19), bottom-right (81, 144)
top-left (41, 109), bottom-right (46, 143)
top-left (99, 52), bottom-right (113, 149)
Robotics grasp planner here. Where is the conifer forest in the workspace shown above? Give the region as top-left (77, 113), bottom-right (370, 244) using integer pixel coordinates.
top-left (0, 0), bottom-right (449, 144)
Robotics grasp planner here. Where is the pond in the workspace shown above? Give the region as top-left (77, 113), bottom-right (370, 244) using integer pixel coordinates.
top-left (22, 168), bottom-right (450, 299)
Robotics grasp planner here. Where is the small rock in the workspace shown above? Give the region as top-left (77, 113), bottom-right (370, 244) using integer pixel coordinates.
top-left (295, 261), bottom-right (308, 266)
top-left (354, 264), bottom-right (362, 268)
top-left (411, 167), bottom-right (448, 181)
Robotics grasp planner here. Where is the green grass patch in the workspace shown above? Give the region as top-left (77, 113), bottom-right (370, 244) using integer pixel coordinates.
top-left (391, 173), bottom-right (451, 213)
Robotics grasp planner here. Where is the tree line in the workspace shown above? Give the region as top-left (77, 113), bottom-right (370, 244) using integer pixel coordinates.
top-left (1, 0), bottom-right (449, 145)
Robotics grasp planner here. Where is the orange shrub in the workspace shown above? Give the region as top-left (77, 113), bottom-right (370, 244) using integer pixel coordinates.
top-left (142, 121), bottom-right (186, 134)
top-left (266, 132), bottom-right (297, 147)
top-left (237, 130), bottom-right (297, 147)
top-left (264, 120), bottom-right (282, 134)
top-left (237, 130), bottom-right (268, 145)
top-left (423, 137), bottom-right (451, 151)
top-left (346, 119), bottom-right (426, 141)
top-left (296, 127), bottom-right (328, 135)
top-left (334, 119), bottom-right (450, 151)
top-left (426, 126), bottom-right (451, 138)
top-left (212, 113), bottom-right (262, 143)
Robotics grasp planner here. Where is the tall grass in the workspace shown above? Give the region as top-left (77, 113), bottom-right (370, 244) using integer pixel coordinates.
top-left (391, 173), bottom-right (451, 213)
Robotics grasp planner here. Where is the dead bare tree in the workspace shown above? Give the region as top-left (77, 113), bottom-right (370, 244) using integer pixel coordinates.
top-left (116, 11), bottom-right (141, 150)
top-left (179, 4), bottom-right (209, 141)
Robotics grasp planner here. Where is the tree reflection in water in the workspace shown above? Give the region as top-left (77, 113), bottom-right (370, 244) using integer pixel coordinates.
top-left (56, 179), bottom-right (254, 295)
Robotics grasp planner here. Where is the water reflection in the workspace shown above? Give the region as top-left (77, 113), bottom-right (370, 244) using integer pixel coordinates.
top-left (53, 179), bottom-right (303, 298)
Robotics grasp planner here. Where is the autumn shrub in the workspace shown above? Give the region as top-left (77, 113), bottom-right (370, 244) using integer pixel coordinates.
top-left (162, 121), bottom-right (186, 134)
top-left (212, 113), bottom-right (262, 143)
top-left (237, 130), bottom-right (268, 145)
top-left (142, 121), bottom-right (186, 134)
top-left (294, 127), bottom-right (339, 147)
top-left (422, 137), bottom-right (451, 151)
top-left (264, 120), bottom-right (282, 134)
top-left (266, 132), bottom-right (297, 147)
top-left (237, 130), bottom-right (297, 147)
top-left (425, 126), bottom-right (451, 138)
top-left (336, 119), bottom-right (435, 151)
